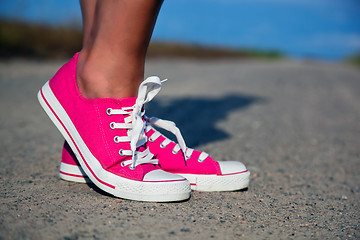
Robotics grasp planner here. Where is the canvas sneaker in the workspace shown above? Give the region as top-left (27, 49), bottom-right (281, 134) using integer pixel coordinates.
top-left (58, 78), bottom-right (250, 192)
top-left (38, 53), bottom-right (190, 202)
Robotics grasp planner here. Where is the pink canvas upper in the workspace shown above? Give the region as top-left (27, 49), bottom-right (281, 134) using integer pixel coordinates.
top-left (49, 53), bottom-right (157, 181)
top-left (62, 128), bottom-right (222, 175)
top-left (145, 128), bottom-right (222, 175)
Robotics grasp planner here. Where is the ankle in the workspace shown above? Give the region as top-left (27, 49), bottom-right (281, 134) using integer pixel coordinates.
top-left (76, 50), bottom-right (144, 99)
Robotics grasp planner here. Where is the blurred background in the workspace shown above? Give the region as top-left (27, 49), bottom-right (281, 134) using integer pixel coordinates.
top-left (0, 0), bottom-right (359, 64)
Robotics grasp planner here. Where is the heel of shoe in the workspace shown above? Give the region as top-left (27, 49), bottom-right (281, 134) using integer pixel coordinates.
top-left (59, 162), bottom-right (89, 183)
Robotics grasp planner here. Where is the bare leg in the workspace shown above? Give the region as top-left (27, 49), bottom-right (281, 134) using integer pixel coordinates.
top-left (77, 0), bottom-right (163, 99)
top-left (79, 0), bottom-right (96, 48)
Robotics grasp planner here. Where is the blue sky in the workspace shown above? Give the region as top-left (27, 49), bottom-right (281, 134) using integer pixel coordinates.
top-left (1, 0), bottom-right (360, 60)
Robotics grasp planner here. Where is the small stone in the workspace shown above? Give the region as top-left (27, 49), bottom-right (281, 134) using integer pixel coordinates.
top-left (135, 232), bottom-right (144, 238)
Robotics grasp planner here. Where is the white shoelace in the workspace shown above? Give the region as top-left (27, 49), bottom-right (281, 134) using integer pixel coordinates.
top-left (108, 76), bottom-right (165, 169)
top-left (145, 117), bottom-right (209, 163)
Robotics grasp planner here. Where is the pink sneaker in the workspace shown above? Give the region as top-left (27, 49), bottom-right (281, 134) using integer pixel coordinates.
top-left (38, 53), bottom-right (190, 202)
top-left (58, 81), bottom-right (250, 192)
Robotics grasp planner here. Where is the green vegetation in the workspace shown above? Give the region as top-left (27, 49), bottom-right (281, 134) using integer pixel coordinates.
top-left (346, 52), bottom-right (360, 67)
top-left (0, 19), bottom-right (82, 59)
top-left (148, 42), bottom-right (284, 60)
top-left (0, 19), bottom-right (284, 60)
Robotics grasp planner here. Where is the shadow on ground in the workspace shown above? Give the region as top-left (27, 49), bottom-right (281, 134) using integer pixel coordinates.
top-left (146, 94), bottom-right (265, 147)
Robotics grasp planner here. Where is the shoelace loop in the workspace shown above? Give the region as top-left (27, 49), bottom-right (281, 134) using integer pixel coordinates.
top-left (108, 76), bottom-right (166, 169)
top-left (145, 116), bottom-right (209, 162)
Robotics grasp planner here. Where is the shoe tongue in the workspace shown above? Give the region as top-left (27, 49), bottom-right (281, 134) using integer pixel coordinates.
top-left (141, 163), bottom-right (158, 174)
top-left (117, 97), bottom-right (137, 108)
top-left (137, 145), bottom-right (146, 152)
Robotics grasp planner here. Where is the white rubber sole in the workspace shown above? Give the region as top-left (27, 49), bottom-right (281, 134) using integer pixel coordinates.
top-left (38, 81), bottom-right (190, 202)
top-left (180, 171), bottom-right (250, 191)
top-left (59, 162), bottom-right (250, 192)
top-left (59, 162), bottom-right (91, 183)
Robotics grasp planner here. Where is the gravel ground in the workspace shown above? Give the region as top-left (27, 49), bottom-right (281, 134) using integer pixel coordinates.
top-left (0, 58), bottom-right (359, 239)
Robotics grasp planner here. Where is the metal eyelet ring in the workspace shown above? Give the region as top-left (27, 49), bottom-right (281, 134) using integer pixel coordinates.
top-left (172, 149), bottom-right (178, 154)
top-left (198, 157), bottom-right (205, 163)
top-left (119, 149), bottom-right (125, 156)
top-left (106, 108), bottom-right (112, 115)
top-left (121, 161), bottom-right (125, 167)
top-left (148, 137), bottom-right (154, 142)
top-left (114, 136), bottom-right (120, 143)
top-left (160, 142), bottom-right (166, 148)
top-left (110, 122), bottom-right (115, 129)
top-left (129, 165), bottom-right (136, 170)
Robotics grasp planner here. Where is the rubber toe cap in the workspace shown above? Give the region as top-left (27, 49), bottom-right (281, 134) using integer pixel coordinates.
top-left (218, 161), bottom-right (247, 175)
top-left (143, 169), bottom-right (186, 182)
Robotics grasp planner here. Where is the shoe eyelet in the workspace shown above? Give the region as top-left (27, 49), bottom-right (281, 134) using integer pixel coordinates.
top-left (121, 161), bottom-right (125, 167)
top-left (198, 157), bottom-right (205, 163)
top-left (148, 137), bottom-right (154, 142)
top-left (114, 136), bottom-right (120, 143)
top-left (119, 149), bottom-right (125, 156)
top-left (106, 108), bottom-right (112, 115)
top-left (129, 165), bottom-right (136, 170)
top-left (172, 149), bottom-right (178, 154)
top-left (160, 142), bottom-right (166, 148)
top-left (110, 122), bottom-right (115, 129)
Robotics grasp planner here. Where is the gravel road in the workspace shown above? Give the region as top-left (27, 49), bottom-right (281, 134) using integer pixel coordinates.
top-left (0, 58), bottom-right (359, 239)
